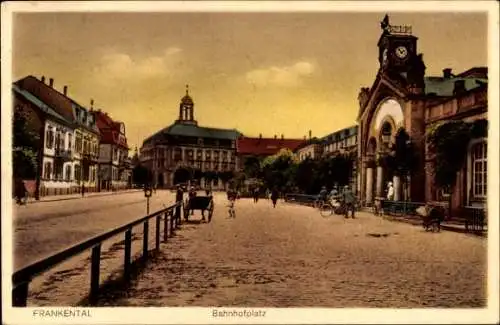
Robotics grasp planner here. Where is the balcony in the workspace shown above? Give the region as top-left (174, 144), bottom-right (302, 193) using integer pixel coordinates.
top-left (54, 148), bottom-right (72, 161)
top-left (82, 152), bottom-right (98, 165)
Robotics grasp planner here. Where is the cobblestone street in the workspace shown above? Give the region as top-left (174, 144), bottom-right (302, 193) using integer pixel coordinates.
top-left (98, 193), bottom-right (487, 308)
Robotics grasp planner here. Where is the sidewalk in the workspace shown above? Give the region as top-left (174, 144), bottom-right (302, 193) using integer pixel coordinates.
top-left (370, 211), bottom-right (487, 237)
top-left (27, 189), bottom-right (143, 204)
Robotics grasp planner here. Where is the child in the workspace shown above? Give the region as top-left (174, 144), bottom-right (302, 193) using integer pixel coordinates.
top-left (227, 194), bottom-right (236, 218)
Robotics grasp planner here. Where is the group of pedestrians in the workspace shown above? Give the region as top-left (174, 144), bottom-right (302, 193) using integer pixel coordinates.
top-left (318, 184), bottom-right (357, 219)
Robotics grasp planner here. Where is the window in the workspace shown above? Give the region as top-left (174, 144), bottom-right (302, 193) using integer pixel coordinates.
top-left (68, 134), bottom-right (72, 151)
top-left (471, 141), bottom-right (487, 199)
top-left (54, 162), bottom-right (63, 180)
top-left (65, 165), bottom-right (72, 181)
top-left (55, 132), bottom-right (61, 150)
top-left (43, 162), bottom-right (52, 179)
top-left (46, 127), bottom-right (54, 149)
top-left (76, 134), bottom-right (83, 153)
top-left (75, 165), bottom-right (81, 183)
top-left (59, 132), bottom-right (65, 149)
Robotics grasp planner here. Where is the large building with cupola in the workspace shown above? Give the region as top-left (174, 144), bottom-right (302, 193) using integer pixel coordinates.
top-left (140, 86), bottom-right (242, 189)
top-left (357, 15), bottom-right (487, 217)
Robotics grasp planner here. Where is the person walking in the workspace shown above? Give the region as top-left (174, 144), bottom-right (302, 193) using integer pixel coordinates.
top-left (81, 183), bottom-right (85, 198)
top-left (253, 187), bottom-right (260, 203)
top-left (175, 184), bottom-right (184, 220)
top-left (271, 188), bottom-right (279, 208)
top-left (188, 186), bottom-right (197, 215)
top-left (342, 185), bottom-right (356, 219)
top-left (265, 188), bottom-right (270, 200)
top-left (14, 178), bottom-right (27, 205)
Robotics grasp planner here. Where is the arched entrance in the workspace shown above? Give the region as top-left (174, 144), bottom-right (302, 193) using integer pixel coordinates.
top-left (173, 168), bottom-right (191, 185)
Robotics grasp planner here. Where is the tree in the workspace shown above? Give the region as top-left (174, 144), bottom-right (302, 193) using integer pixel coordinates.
top-left (132, 164), bottom-right (152, 186)
top-left (387, 128), bottom-right (418, 200)
top-left (243, 155), bottom-right (262, 179)
top-left (295, 157), bottom-right (316, 194)
top-left (427, 120), bottom-right (474, 217)
top-left (13, 108), bottom-right (41, 198)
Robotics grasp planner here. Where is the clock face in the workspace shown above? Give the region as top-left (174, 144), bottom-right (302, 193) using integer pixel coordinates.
top-left (395, 46), bottom-right (408, 59)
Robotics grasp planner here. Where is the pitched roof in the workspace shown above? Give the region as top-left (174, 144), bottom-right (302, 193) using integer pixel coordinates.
top-left (94, 110), bottom-right (128, 149)
top-left (14, 75), bottom-right (100, 134)
top-left (12, 84), bottom-right (69, 124)
top-left (424, 76), bottom-right (487, 97)
top-left (321, 125), bottom-right (358, 143)
top-left (145, 122), bottom-right (242, 144)
top-left (14, 76), bottom-right (75, 122)
top-left (237, 137), bottom-right (305, 156)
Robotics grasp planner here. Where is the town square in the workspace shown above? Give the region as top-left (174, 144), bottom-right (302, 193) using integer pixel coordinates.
top-left (2, 2), bottom-right (499, 324)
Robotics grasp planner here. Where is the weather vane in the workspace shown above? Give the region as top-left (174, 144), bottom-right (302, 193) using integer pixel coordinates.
top-left (380, 14), bottom-right (412, 35)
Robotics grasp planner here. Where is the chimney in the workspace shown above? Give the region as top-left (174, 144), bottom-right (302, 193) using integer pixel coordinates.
top-left (90, 99), bottom-right (94, 111)
top-left (63, 85), bottom-right (68, 96)
top-left (41, 76), bottom-right (46, 84)
top-left (308, 130), bottom-right (312, 139)
top-left (259, 133), bottom-right (262, 139)
top-left (274, 134), bottom-right (277, 139)
top-left (281, 134), bottom-right (284, 140)
top-left (443, 68), bottom-right (452, 78)
top-left (453, 79), bottom-right (466, 95)
top-left (49, 78), bottom-right (54, 87)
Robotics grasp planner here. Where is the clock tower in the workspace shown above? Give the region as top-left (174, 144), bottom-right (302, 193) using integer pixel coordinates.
top-left (377, 15), bottom-right (418, 74)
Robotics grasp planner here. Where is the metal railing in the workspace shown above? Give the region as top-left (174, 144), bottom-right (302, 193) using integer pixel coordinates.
top-left (12, 201), bottom-right (183, 307)
top-left (463, 206), bottom-right (487, 233)
top-left (284, 194), bottom-right (319, 206)
top-left (379, 200), bottom-right (427, 217)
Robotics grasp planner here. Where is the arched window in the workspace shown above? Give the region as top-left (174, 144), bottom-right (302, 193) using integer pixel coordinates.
top-left (380, 122), bottom-right (392, 146)
top-left (470, 140), bottom-right (487, 199)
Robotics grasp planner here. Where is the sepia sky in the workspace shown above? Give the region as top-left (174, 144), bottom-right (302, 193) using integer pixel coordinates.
top-left (12, 11), bottom-right (487, 151)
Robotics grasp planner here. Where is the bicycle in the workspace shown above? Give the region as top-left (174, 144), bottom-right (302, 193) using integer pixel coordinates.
top-left (319, 199), bottom-right (345, 217)
top-left (313, 197), bottom-right (327, 209)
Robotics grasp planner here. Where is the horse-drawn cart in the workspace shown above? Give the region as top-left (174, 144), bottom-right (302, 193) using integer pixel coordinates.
top-left (184, 195), bottom-right (214, 222)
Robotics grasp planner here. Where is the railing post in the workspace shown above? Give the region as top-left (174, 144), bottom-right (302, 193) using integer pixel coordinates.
top-left (164, 212), bottom-right (169, 242)
top-left (90, 244), bottom-right (101, 305)
top-left (124, 229), bottom-right (132, 282)
top-left (155, 215), bottom-right (161, 251)
top-left (170, 212), bottom-right (174, 236)
top-left (143, 221), bottom-right (149, 259)
top-left (12, 281), bottom-right (29, 307)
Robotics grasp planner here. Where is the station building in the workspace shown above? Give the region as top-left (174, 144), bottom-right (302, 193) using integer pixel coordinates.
top-left (140, 86), bottom-right (241, 189)
top-left (357, 16), bottom-right (487, 216)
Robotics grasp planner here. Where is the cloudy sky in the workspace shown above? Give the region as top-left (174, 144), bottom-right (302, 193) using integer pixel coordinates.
top-left (12, 10), bottom-right (487, 151)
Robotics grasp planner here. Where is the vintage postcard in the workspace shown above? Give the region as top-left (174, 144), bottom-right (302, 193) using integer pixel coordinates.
top-left (1, 1), bottom-right (499, 324)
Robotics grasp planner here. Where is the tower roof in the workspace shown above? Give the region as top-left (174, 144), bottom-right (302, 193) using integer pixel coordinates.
top-left (181, 84), bottom-right (193, 105)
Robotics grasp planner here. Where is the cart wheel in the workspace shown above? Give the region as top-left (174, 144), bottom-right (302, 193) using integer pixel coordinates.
top-left (320, 204), bottom-right (333, 217)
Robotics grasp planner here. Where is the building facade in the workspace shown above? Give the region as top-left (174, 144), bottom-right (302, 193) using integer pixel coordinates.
top-left (13, 84), bottom-right (75, 196)
top-left (357, 16), bottom-right (487, 216)
top-left (72, 101), bottom-right (100, 192)
top-left (321, 125), bottom-right (358, 192)
top-left (14, 75), bottom-right (102, 195)
top-left (140, 86), bottom-right (241, 189)
top-left (294, 138), bottom-right (323, 162)
top-left (95, 110), bottom-right (131, 190)
top-left (237, 134), bottom-right (305, 170)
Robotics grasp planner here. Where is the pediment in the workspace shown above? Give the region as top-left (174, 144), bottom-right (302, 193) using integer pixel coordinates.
top-left (358, 71), bottom-right (409, 122)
